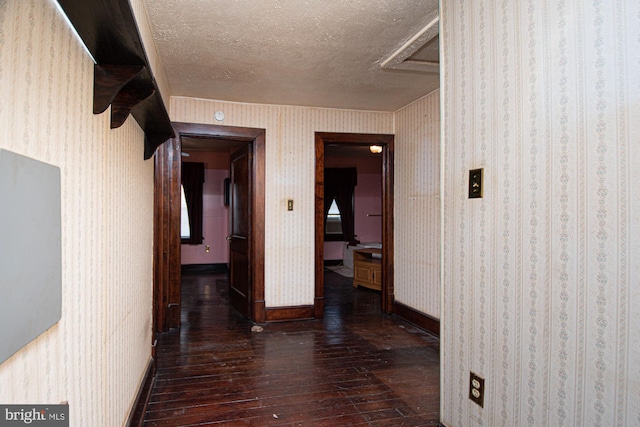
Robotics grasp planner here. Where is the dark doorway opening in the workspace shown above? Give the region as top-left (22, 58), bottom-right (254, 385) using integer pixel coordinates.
top-left (153, 122), bottom-right (266, 336)
top-left (314, 132), bottom-right (395, 318)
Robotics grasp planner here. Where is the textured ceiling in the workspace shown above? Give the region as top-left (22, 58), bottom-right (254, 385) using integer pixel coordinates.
top-left (143, 0), bottom-right (440, 111)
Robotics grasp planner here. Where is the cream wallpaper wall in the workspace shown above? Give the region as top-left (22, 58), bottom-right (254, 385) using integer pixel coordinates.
top-left (0, 1), bottom-right (154, 425)
top-left (394, 91), bottom-right (441, 319)
top-left (441, 0), bottom-right (639, 426)
top-left (171, 97), bottom-right (395, 307)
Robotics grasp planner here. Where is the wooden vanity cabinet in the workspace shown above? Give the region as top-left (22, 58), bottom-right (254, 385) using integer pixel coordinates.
top-left (352, 248), bottom-right (382, 291)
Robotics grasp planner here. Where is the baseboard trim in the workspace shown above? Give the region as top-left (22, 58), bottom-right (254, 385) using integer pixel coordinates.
top-left (265, 305), bottom-right (315, 322)
top-left (125, 356), bottom-right (156, 427)
top-left (392, 301), bottom-right (440, 337)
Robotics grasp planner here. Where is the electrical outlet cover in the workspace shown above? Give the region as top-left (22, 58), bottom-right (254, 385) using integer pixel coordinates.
top-left (469, 371), bottom-right (485, 407)
top-left (469, 168), bottom-right (483, 198)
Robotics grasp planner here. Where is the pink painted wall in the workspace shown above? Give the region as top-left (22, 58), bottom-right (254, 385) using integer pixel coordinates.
top-left (181, 151), bottom-right (230, 265)
top-left (324, 155), bottom-right (382, 260)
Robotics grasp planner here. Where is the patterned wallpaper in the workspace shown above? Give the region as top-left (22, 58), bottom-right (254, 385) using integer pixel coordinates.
top-left (0, 1), bottom-right (154, 425)
top-left (171, 97), bottom-right (395, 306)
top-left (441, 0), bottom-right (639, 426)
top-left (394, 91), bottom-right (441, 319)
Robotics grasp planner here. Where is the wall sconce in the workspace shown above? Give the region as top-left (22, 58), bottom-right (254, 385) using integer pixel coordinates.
top-left (369, 145), bottom-right (382, 154)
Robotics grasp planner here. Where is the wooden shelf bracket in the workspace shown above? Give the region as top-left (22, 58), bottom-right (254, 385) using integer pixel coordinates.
top-left (93, 64), bottom-right (145, 115)
top-left (56, 0), bottom-right (175, 159)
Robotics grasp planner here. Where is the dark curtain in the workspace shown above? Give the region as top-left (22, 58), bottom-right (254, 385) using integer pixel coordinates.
top-left (324, 167), bottom-right (359, 245)
top-left (182, 162), bottom-right (205, 245)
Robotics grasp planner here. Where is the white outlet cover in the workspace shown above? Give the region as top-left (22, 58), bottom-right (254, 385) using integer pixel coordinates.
top-left (215, 111), bottom-right (224, 121)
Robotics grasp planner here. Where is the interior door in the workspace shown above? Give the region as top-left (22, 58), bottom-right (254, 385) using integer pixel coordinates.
top-left (228, 144), bottom-right (252, 318)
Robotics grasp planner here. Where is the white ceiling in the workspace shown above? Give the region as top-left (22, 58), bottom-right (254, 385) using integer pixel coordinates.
top-left (143, 0), bottom-right (440, 112)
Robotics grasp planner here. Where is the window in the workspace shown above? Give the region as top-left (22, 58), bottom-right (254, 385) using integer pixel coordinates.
top-left (324, 167), bottom-right (358, 244)
top-left (181, 162), bottom-right (205, 245)
top-left (325, 199), bottom-right (343, 235)
top-left (180, 184), bottom-right (191, 239)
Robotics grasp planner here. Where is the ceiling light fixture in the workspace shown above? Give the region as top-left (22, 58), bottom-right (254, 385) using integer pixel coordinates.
top-left (369, 145), bottom-right (383, 154)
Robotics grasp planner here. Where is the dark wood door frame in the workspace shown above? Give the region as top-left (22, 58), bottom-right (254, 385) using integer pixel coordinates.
top-left (314, 132), bottom-right (394, 318)
top-left (153, 122), bottom-right (266, 334)
top-left (228, 145), bottom-right (253, 319)
top-left (153, 134), bottom-right (181, 334)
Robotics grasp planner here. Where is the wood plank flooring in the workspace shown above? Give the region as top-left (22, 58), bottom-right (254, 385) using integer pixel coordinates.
top-left (143, 270), bottom-right (440, 426)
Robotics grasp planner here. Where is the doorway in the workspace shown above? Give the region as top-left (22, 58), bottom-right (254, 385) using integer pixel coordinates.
top-left (153, 122), bottom-right (266, 335)
top-left (314, 132), bottom-right (395, 317)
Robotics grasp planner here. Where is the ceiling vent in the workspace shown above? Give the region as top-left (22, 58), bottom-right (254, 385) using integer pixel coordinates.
top-left (379, 14), bottom-right (439, 74)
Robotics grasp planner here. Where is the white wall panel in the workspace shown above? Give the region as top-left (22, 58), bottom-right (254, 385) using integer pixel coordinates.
top-left (0, 1), bottom-right (154, 425)
top-left (440, 0), bottom-right (640, 425)
top-left (171, 97), bottom-right (394, 307)
top-left (394, 91), bottom-right (441, 318)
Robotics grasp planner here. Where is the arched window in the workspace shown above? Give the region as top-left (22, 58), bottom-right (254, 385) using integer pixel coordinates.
top-left (324, 167), bottom-right (358, 245)
top-left (325, 199), bottom-right (343, 235)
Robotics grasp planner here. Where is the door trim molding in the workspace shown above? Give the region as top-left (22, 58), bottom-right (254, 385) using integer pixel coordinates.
top-left (314, 132), bottom-right (395, 317)
top-left (153, 122), bottom-right (266, 331)
top-left (153, 137), bottom-right (181, 333)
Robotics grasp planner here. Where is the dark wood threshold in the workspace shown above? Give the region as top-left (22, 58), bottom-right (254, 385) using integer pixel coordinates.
top-left (264, 305), bottom-right (315, 322)
top-left (393, 301), bottom-right (440, 337)
top-left (125, 356), bottom-right (156, 427)
top-left (181, 263), bottom-right (228, 274)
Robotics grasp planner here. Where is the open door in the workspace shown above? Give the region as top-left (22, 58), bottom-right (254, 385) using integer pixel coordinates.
top-left (154, 122), bottom-right (266, 335)
top-left (314, 132), bottom-right (395, 317)
top-left (228, 144), bottom-right (252, 318)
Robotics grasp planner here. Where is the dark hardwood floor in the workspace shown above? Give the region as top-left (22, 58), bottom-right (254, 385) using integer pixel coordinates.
top-left (143, 270), bottom-right (440, 426)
